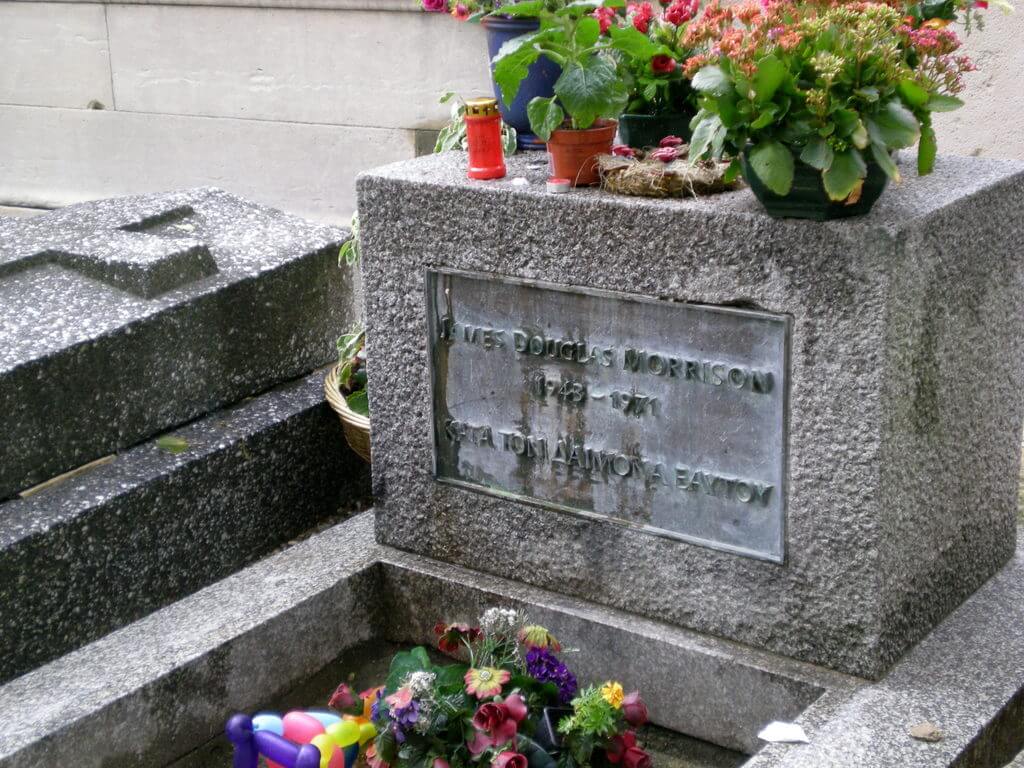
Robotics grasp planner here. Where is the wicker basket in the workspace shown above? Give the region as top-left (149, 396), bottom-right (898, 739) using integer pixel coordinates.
top-left (324, 365), bottom-right (371, 463)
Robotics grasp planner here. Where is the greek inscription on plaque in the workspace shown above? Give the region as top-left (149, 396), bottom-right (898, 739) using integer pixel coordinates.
top-left (426, 270), bottom-right (789, 562)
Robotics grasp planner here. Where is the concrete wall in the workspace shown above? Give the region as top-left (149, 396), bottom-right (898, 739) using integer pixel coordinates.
top-left (0, 0), bottom-right (1020, 224)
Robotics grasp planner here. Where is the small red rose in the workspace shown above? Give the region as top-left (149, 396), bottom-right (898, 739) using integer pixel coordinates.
top-left (623, 747), bottom-right (652, 768)
top-left (493, 752), bottom-right (528, 768)
top-left (622, 691), bottom-right (649, 727)
top-left (651, 55), bottom-right (678, 74)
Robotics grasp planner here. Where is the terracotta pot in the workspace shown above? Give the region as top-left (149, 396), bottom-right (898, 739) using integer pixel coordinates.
top-left (547, 120), bottom-right (618, 186)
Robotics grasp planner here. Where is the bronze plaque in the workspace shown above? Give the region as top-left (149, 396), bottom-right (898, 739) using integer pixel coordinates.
top-left (426, 269), bottom-right (789, 562)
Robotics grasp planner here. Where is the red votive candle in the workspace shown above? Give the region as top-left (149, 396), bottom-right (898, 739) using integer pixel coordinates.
top-left (463, 97), bottom-right (507, 181)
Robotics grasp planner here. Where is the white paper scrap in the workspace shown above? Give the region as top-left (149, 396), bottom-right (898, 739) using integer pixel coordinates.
top-left (757, 721), bottom-right (810, 744)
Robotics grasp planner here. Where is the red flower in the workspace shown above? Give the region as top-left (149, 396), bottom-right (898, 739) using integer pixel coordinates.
top-left (328, 682), bottom-right (357, 710)
top-left (593, 6), bottom-right (617, 33)
top-left (434, 622), bottom-right (481, 654)
top-left (628, 1), bottom-right (655, 32)
top-left (611, 145), bottom-right (637, 158)
top-left (492, 752), bottom-right (528, 768)
top-left (452, 3), bottom-right (470, 19)
top-left (649, 146), bottom-right (679, 163)
top-left (665, 0), bottom-right (698, 25)
top-left (623, 747), bottom-right (652, 768)
top-left (468, 694), bottom-right (528, 754)
top-left (975, 1), bottom-right (989, 7)
top-left (651, 55), bottom-right (677, 74)
top-left (607, 731), bottom-right (638, 765)
top-left (659, 135), bottom-right (683, 148)
top-left (621, 691), bottom-right (649, 726)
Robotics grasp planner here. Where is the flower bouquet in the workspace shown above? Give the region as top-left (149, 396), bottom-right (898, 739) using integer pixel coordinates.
top-left (330, 608), bottom-right (653, 768)
top-left (684, 0), bottom-right (1000, 218)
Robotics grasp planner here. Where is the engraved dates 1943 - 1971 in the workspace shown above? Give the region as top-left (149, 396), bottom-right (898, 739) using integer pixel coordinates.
top-left (427, 270), bottom-right (789, 562)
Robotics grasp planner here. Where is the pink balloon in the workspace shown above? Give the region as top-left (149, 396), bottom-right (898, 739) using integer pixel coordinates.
top-left (328, 746), bottom-right (346, 768)
top-left (283, 711), bottom-right (327, 744)
top-left (266, 712), bottom-right (326, 768)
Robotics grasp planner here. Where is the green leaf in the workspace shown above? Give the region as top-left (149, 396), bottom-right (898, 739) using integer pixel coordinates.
top-left (800, 136), bottom-right (834, 171)
top-left (496, 0), bottom-right (544, 14)
top-left (851, 119), bottom-right (869, 150)
top-left (866, 100), bottom-right (920, 150)
top-left (871, 142), bottom-right (901, 182)
top-left (433, 664), bottom-right (469, 691)
top-left (918, 121), bottom-right (937, 175)
top-left (384, 647), bottom-right (431, 692)
top-left (492, 31), bottom-right (542, 107)
top-left (553, 56), bottom-right (624, 129)
top-left (723, 157), bottom-right (742, 183)
top-left (527, 96), bottom-right (565, 141)
top-left (608, 24), bottom-right (662, 60)
top-left (753, 55), bottom-right (787, 103)
top-left (692, 65), bottom-right (731, 97)
top-left (822, 148), bottom-right (867, 202)
top-left (574, 16), bottom-right (600, 49)
top-left (688, 113), bottom-right (725, 161)
top-left (925, 94), bottom-right (964, 112)
top-left (156, 435), bottom-right (189, 455)
top-left (832, 108), bottom-right (859, 138)
top-left (749, 104), bottom-right (778, 130)
top-left (748, 140), bottom-right (794, 196)
top-left (346, 389), bottom-right (369, 417)
top-left (897, 79), bottom-right (930, 109)
top-left (854, 86), bottom-right (880, 102)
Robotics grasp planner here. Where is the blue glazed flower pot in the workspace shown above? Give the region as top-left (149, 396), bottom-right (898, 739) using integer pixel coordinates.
top-left (482, 15), bottom-right (561, 151)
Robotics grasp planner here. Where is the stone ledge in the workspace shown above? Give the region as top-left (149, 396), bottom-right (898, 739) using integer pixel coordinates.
top-left (8, 0), bottom-right (421, 11)
top-left (0, 370), bottom-right (370, 684)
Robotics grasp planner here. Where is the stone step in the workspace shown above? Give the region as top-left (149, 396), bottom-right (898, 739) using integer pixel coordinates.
top-left (0, 512), bottom-right (860, 768)
top-left (0, 370), bottom-right (369, 684)
top-left (0, 187), bottom-right (355, 499)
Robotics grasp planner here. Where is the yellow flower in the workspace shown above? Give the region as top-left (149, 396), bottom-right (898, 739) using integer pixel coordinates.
top-left (601, 681), bottom-right (625, 709)
top-left (518, 625), bottom-right (562, 652)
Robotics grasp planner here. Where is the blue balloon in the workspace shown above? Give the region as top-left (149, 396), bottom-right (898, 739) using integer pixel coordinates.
top-left (305, 710), bottom-right (342, 729)
top-left (252, 713), bottom-right (284, 735)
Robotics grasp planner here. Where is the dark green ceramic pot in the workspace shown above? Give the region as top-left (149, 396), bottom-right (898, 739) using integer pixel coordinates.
top-left (741, 150), bottom-right (890, 220)
top-left (617, 113), bottom-right (693, 149)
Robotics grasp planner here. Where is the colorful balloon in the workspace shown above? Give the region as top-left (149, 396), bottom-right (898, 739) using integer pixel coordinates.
top-left (307, 710), bottom-right (342, 729)
top-left (253, 712), bottom-right (284, 735)
top-left (327, 719), bottom-right (361, 748)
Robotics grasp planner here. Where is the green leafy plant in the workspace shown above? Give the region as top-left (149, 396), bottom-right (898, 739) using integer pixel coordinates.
top-left (336, 326), bottom-right (368, 417)
top-left (685, 1), bottom-right (975, 202)
top-left (338, 212), bottom-right (361, 266)
top-left (611, 1), bottom-right (700, 117)
top-left (492, 0), bottom-right (651, 139)
top-left (434, 92), bottom-right (519, 157)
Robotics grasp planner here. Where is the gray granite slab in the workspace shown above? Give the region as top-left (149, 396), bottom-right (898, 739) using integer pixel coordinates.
top-left (356, 151), bottom-right (1024, 679)
top-left (0, 370), bottom-right (370, 684)
top-left (742, 539), bottom-right (1024, 768)
top-left (0, 187), bottom-right (355, 499)
top-left (0, 513), bottom-right (858, 766)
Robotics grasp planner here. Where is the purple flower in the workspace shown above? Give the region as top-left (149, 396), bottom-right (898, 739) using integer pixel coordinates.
top-left (525, 647), bottom-right (578, 704)
top-left (370, 688), bottom-right (386, 722)
top-left (391, 699), bottom-right (420, 743)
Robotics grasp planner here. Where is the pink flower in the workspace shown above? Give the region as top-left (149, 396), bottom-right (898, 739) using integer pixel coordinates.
top-left (665, 0), bottom-right (698, 25)
top-left (621, 691), bottom-right (649, 726)
top-left (607, 731), bottom-right (639, 765)
top-left (628, 1), bottom-right (655, 32)
top-left (367, 744), bottom-right (390, 768)
top-left (492, 753), bottom-right (528, 768)
top-left (659, 135), bottom-right (683, 148)
top-left (468, 694), bottom-right (528, 754)
top-left (624, 747), bottom-right (652, 768)
top-left (433, 760), bottom-right (450, 768)
top-left (650, 55), bottom-right (677, 74)
top-left (593, 6), bottom-right (617, 33)
top-left (649, 147), bottom-right (679, 162)
top-left (611, 145), bottom-right (637, 158)
top-left (385, 687), bottom-right (413, 712)
top-left (421, 0), bottom-right (447, 11)
top-left (452, 3), bottom-right (470, 19)
top-left (328, 683), bottom-right (357, 710)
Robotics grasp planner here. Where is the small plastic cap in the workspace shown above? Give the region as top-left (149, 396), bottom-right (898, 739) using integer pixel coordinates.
top-left (464, 97), bottom-right (500, 117)
top-left (547, 178), bottom-right (571, 193)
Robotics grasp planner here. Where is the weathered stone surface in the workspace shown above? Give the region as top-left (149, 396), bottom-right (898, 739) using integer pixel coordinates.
top-left (357, 151), bottom-right (1024, 679)
top-left (0, 515), bottom-right (383, 768)
top-left (0, 514), bottom-right (854, 766)
top-left (0, 371), bottom-right (370, 684)
top-left (0, 187), bottom-right (354, 499)
top-left (743, 536), bottom-right (1024, 768)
